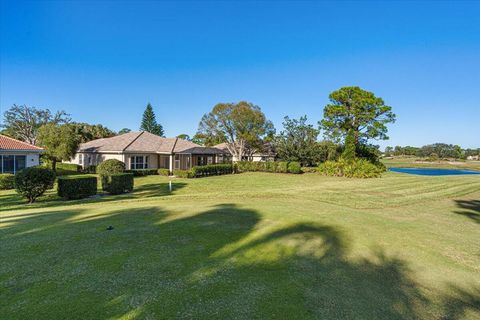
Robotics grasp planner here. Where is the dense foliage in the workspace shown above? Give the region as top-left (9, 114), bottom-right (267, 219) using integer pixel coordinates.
top-left (14, 167), bottom-right (56, 203)
top-left (57, 175), bottom-right (97, 200)
top-left (126, 169), bottom-right (158, 176)
top-left (97, 159), bottom-right (125, 176)
top-left (2, 104), bottom-right (70, 145)
top-left (101, 173), bottom-right (134, 194)
top-left (71, 122), bottom-right (115, 143)
top-left (384, 143), bottom-right (470, 159)
top-left (196, 101), bottom-right (275, 160)
top-left (157, 169), bottom-right (171, 176)
top-left (287, 161), bottom-right (302, 174)
top-left (140, 103), bottom-right (164, 136)
top-left (274, 116), bottom-right (320, 166)
top-left (190, 164), bottom-right (234, 177)
top-left (37, 123), bottom-right (80, 172)
top-left (173, 169), bottom-right (192, 178)
top-left (0, 173), bottom-right (15, 190)
top-left (236, 161), bottom-right (299, 174)
top-left (320, 86), bottom-right (396, 144)
top-left (318, 159), bottom-right (385, 178)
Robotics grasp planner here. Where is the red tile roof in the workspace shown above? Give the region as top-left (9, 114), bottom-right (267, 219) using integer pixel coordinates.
top-left (0, 135), bottom-right (43, 151)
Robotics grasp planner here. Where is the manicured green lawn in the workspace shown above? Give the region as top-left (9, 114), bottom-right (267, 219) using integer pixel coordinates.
top-left (1, 172), bottom-right (479, 319)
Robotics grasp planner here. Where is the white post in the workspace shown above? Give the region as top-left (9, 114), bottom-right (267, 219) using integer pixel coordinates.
top-left (169, 180), bottom-right (172, 192)
top-left (169, 154), bottom-right (173, 174)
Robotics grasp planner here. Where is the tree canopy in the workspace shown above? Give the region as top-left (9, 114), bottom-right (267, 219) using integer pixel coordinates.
top-left (118, 128), bottom-right (132, 135)
top-left (37, 124), bottom-right (80, 172)
top-left (320, 87), bottom-right (396, 145)
top-left (2, 104), bottom-right (70, 145)
top-left (70, 122), bottom-right (115, 143)
top-left (274, 116), bottom-right (321, 166)
top-left (196, 101), bottom-right (274, 160)
top-left (140, 103), bottom-right (164, 136)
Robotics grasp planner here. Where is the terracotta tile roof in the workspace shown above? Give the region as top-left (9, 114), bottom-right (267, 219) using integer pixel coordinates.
top-left (78, 131), bottom-right (224, 154)
top-left (0, 135), bottom-right (43, 151)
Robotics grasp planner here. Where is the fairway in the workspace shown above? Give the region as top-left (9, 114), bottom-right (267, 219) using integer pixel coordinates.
top-left (1, 172), bottom-right (479, 319)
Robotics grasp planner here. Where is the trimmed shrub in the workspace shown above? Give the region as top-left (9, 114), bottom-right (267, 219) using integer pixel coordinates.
top-left (318, 158), bottom-right (385, 178)
top-left (173, 169), bottom-right (192, 178)
top-left (189, 164), bottom-right (234, 178)
top-left (101, 173), bottom-right (134, 194)
top-left (126, 169), bottom-right (158, 176)
top-left (58, 175), bottom-right (97, 200)
top-left (97, 159), bottom-right (125, 176)
top-left (14, 167), bottom-right (56, 203)
top-left (275, 161), bottom-right (289, 173)
top-left (158, 168), bottom-right (170, 176)
top-left (301, 167), bottom-right (318, 173)
top-left (0, 173), bottom-right (15, 190)
top-left (287, 161), bottom-right (302, 174)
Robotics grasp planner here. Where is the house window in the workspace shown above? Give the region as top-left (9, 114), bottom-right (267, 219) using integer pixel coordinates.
top-left (79, 154), bottom-right (83, 165)
top-left (0, 155), bottom-right (26, 173)
top-left (207, 156), bottom-right (213, 164)
top-left (174, 154), bottom-right (180, 169)
top-left (130, 156), bottom-right (148, 170)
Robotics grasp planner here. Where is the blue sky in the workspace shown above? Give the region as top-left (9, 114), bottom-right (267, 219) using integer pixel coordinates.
top-left (1, 1), bottom-right (479, 149)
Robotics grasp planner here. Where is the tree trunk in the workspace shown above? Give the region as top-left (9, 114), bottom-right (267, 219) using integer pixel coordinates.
top-left (52, 159), bottom-right (57, 173)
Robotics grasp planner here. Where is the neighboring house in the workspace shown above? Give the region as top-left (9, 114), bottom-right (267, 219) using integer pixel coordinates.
top-left (0, 134), bottom-right (43, 174)
top-left (66, 131), bottom-right (227, 172)
top-left (467, 155), bottom-right (479, 161)
top-left (214, 142), bottom-right (276, 162)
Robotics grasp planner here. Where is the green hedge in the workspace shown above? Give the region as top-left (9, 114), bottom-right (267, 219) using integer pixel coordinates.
top-left (190, 164), bottom-right (234, 178)
top-left (318, 159), bottom-right (385, 178)
top-left (57, 175), bottom-right (97, 200)
top-left (14, 167), bottom-right (56, 203)
top-left (126, 169), bottom-right (158, 176)
top-left (287, 162), bottom-right (302, 174)
top-left (97, 159), bottom-right (125, 176)
top-left (0, 173), bottom-right (15, 190)
top-left (158, 168), bottom-right (170, 176)
top-left (235, 161), bottom-right (299, 174)
top-left (101, 173), bottom-right (134, 194)
top-left (301, 167), bottom-right (318, 173)
top-left (173, 169), bottom-right (192, 178)
top-left (81, 165), bottom-right (97, 174)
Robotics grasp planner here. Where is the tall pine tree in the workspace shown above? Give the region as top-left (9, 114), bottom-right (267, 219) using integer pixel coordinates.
top-left (140, 103), bottom-right (164, 136)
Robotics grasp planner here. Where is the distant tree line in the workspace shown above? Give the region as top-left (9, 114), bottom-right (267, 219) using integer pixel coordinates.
top-left (384, 143), bottom-right (478, 160)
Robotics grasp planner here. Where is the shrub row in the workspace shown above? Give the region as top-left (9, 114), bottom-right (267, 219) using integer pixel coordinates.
top-left (101, 173), bottom-right (134, 195)
top-left (158, 168), bottom-right (170, 176)
top-left (318, 158), bottom-right (385, 178)
top-left (57, 175), bottom-right (97, 200)
top-left (126, 169), bottom-right (158, 176)
top-left (173, 169), bottom-right (192, 178)
top-left (190, 164), bottom-right (234, 178)
top-left (0, 173), bottom-right (15, 190)
top-left (236, 161), bottom-right (302, 174)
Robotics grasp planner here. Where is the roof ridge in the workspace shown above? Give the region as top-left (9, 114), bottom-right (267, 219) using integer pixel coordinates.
top-left (171, 137), bottom-right (179, 153)
top-left (122, 131), bottom-right (144, 151)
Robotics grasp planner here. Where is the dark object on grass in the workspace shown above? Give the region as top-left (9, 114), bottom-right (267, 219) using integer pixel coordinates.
top-left (106, 226), bottom-right (114, 231)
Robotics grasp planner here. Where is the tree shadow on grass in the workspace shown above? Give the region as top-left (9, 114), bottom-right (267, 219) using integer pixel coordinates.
top-left (1, 204), bottom-right (479, 319)
top-left (440, 285), bottom-right (480, 320)
top-left (454, 200), bottom-right (480, 224)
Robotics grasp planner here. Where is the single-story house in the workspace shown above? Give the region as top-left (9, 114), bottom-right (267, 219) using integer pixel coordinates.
top-left (214, 142), bottom-right (276, 162)
top-left (66, 131), bottom-right (228, 172)
top-left (0, 134), bottom-right (43, 174)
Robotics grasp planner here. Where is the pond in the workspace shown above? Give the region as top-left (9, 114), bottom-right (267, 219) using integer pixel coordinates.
top-left (389, 167), bottom-right (480, 176)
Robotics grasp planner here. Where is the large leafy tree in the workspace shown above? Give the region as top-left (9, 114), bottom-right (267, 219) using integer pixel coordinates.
top-left (140, 103), bottom-right (164, 136)
top-left (274, 116), bottom-right (321, 166)
top-left (2, 104), bottom-right (70, 145)
top-left (196, 101), bottom-right (274, 160)
top-left (320, 87), bottom-right (396, 146)
top-left (70, 122), bottom-right (115, 143)
top-left (37, 124), bottom-right (80, 172)
top-left (118, 128), bottom-right (131, 135)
